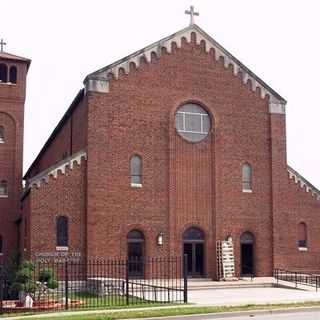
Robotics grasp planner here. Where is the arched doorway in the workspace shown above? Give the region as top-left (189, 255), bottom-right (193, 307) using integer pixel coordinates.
top-left (183, 227), bottom-right (205, 277)
top-left (127, 230), bottom-right (144, 277)
top-left (240, 231), bottom-right (255, 276)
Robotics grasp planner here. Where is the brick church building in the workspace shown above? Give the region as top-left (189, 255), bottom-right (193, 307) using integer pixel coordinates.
top-left (1, 20), bottom-right (320, 279)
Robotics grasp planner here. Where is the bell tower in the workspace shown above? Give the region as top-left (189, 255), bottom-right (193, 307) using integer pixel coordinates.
top-left (0, 40), bottom-right (31, 260)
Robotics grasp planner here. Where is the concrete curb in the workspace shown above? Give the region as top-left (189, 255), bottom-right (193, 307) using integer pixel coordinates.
top-left (130, 306), bottom-right (320, 319)
top-left (4, 305), bottom-right (320, 320)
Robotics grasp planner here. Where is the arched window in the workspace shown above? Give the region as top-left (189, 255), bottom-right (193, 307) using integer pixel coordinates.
top-left (242, 163), bottom-right (252, 192)
top-left (127, 230), bottom-right (145, 242)
top-left (240, 231), bottom-right (254, 244)
top-left (0, 126), bottom-right (4, 143)
top-left (0, 235), bottom-right (3, 254)
top-left (183, 227), bottom-right (205, 241)
top-left (298, 222), bottom-right (307, 248)
top-left (130, 155), bottom-right (142, 186)
top-left (9, 66), bottom-right (17, 84)
top-left (0, 64), bottom-right (8, 83)
top-left (0, 180), bottom-right (8, 196)
top-left (56, 216), bottom-right (69, 247)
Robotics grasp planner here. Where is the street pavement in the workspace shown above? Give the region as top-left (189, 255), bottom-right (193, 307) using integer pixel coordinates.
top-left (151, 310), bottom-right (320, 319)
top-left (225, 311), bottom-right (320, 319)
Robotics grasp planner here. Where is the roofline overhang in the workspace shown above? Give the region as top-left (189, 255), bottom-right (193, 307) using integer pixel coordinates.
top-left (0, 52), bottom-right (31, 70)
top-left (83, 24), bottom-right (286, 104)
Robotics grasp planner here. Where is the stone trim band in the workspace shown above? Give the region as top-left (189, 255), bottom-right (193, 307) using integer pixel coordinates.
top-left (288, 166), bottom-right (320, 201)
top-left (27, 150), bottom-right (87, 188)
top-left (84, 25), bottom-right (286, 114)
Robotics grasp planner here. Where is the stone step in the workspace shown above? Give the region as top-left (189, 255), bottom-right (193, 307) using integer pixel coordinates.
top-left (188, 282), bottom-right (275, 290)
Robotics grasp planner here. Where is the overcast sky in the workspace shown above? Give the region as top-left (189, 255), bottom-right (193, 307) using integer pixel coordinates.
top-left (1, 0), bottom-right (320, 187)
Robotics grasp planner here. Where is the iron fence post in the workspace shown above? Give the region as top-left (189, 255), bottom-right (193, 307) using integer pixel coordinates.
top-left (125, 259), bottom-right (129, 306)
top-left (183, 254), bottom-right (188, 304)
top-left (65, 261), bottom-right (69, 310)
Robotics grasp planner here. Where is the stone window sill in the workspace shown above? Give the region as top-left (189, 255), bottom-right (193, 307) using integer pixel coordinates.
top-left (0, 195), bottom-right (8, 198)
top-left (56, 246), bottom-right (69, 251)
top-left (131, 183), bottom-right (142, 188)
top-left (242, 189), bottom-right (253, 193)
top-left (0, 82), bottom-right (16, 86)
top-left (298, 247), bottom-right (308, 252)
top-left (0, 253), bottom-right (3, 256)
top-left (0, 140), bottom-right (4, 144)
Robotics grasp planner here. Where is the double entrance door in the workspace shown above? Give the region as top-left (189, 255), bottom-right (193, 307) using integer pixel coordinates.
top-left (183, 242), bottom-right (204, 277)
top-left (183, 227), bottom-right (205, 277)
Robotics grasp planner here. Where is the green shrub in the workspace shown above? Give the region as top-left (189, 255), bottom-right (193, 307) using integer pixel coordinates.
top-left (10, 261), bottom-right (58, 301)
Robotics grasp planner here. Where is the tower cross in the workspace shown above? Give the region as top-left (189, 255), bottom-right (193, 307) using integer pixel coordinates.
top-left (185, 5), bottom-right (199, 25)
top-left (0, 39), bottom-right (6, 53)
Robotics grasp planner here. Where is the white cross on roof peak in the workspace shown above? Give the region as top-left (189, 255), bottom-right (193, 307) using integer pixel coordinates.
top-left (185, 5), bottom-right (199, 25)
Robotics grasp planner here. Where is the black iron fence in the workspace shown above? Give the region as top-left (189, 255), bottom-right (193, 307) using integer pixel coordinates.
top-left (274, 268), bottom-right (320, 291)
top-left (0, 256), bottom-right (187, 314)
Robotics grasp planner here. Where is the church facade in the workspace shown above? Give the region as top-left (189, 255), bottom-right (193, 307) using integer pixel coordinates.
top-left (1, 23), bottom-right (320, 279)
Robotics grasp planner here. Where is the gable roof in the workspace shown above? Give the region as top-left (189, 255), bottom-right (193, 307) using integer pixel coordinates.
top-left (0, 51), bottom-right (31, 69)
top-left (24, 24), bottom-right (286, 180)
top-left (84, 24), bottom-right (286, 104)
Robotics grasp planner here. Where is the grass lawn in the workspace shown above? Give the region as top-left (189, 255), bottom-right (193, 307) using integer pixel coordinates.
top-left (9, 301), bottom-right (320, 319)
top-left (70, 292), bottom-right (162, 308)
top-left (0, 292), bottom-right (171, 318)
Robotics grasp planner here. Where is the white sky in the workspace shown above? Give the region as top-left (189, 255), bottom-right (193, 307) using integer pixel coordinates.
top-left (1, 0), bottom-right (320, 187)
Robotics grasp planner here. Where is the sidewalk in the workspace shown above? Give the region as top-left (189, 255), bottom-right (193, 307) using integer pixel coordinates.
top-left (188, 286), bottom-right (320, 306)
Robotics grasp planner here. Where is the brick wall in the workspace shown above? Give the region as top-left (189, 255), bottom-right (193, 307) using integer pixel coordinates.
top-left (0, 60), bottom-right (28, 260)
top-left (273, 174), bottom-right (320, 272)
top-left (85, 35), bottom-right (274, 277)
top-left (22, 160), bottom-right (87, 260)
top-left (21, 32), bottom-right (320, 278)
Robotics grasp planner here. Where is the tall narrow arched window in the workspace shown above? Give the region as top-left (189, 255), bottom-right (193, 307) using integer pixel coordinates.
top-left (9, 66), bottom-right (17, 84)
top-left (0, 180), bottom-right (8, 197)
top-left (242, 163), bottom-right (252, 192)
top-left (56, 216), bottom-right (69, 247)
top-left (0, 64), bottom-right (8, 83)
top-left (130, 155), bottom-right (142, 186)
top-left (0, 126), bottom-right (4, 143)
top-left (298, 222), bottom-right (307, 248)
top-left (0, 235), bottom-right (3, 254)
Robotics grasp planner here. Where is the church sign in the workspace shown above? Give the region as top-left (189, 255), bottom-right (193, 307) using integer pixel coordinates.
top-left (34, 251), bottom-right (82, 263)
